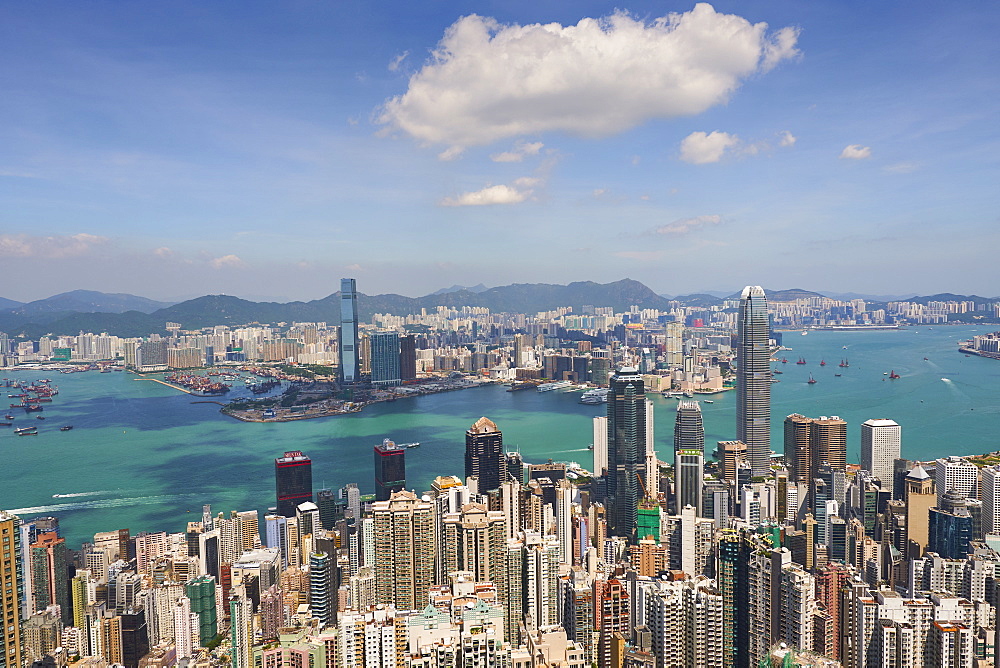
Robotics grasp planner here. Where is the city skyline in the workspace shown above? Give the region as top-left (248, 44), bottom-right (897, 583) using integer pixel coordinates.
top-left (1, 2), bottom-right (998, 300)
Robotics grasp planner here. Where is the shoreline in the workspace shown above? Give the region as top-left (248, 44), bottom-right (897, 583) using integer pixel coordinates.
top-left (221, 379), bottom-right (499, 423)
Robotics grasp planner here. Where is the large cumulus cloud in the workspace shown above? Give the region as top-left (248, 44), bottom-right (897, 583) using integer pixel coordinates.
top-left (378, 3), bottom-right (799, 150)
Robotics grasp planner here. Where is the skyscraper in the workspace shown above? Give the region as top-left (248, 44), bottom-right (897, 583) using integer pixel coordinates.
top-left (674, 401), bottom-right (705, 516)
top-left (0, 511), bottom-right (23, 668)
top-left (373, 439), bottom-right (406, 501)
top-left (737, 285), bottom-right (771, 476)
top-left (399, 335), bottom-right (417, 381)
top-left (860, 419), bottom-right (901, 486)
top-left (369, 331), bottom-right (401, 386)
top-left (783, 414), bottom-right (847, 485)
top-left (465, 417), bottom-right (506, 492)
top-left (372, 490), bottom-right (435, 610)
top-left (339, 278), bottom-right (359, 384)
top-left (606, 367), bottom-right (647, 540)
top-left (275, 451), bottom-right (313, 518)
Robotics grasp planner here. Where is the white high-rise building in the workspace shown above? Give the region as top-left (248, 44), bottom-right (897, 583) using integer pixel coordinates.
top-left (592, 416), bottom-right (608, 476)
top-left (860, 419), bottom-right (901, 487)
top-left (981, 465), bottom-right (1000, 536)
top-left (935, 457), bottom-right (979, 508)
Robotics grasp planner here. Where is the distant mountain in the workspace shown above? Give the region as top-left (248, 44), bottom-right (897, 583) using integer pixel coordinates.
top-left (430, 283), bottom-right (489, 296)
top-left (0, 297), bottom-right (22, 310)
top-left (821, 291), bottom-right (918, 302)
top-left (3, 279), bottom-right (673, 337)
top-left (3, 290), bottom-right (174, 317)
top-left (907, 293), bottom-right (999, 305)
top-left (722, 288), bottom-right (825, 302)
top-left (672, 294), bottom-right (724, 307)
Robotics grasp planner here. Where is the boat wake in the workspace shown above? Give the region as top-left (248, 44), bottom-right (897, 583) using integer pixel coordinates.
top-left (11, 494), bottom-right (184, 515)
top-left (51, 490), bottom-right (117, 499)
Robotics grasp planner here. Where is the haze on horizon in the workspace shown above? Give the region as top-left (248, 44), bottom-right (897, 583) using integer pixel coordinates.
top-left (1, 1), bottom-right (998, 303)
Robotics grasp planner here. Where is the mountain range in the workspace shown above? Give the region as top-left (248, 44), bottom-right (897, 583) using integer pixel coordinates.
top-left (1, 283), bottom-right (997, 339)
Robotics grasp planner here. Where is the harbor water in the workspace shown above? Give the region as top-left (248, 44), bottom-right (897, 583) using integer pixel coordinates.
top-left (3, 325), bottom-right (999, 548)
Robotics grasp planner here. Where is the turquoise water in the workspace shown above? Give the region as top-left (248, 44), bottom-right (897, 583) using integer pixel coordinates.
top-left (4, 325), bottom-right (999, 548)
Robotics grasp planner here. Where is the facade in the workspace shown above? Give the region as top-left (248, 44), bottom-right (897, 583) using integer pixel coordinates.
top-left (275, 451), bottom-right (313, 518)
top-left (860, 418), bottom-right (901, 486)
top-left (339, 277), bottom-right (360, 384)
top-left (369, 331), bottom-right (401, 387)
top-left (607, 368), bottom-right (647, 540)
top-left (935, 457), bottom-right (979, 508)
top-left (784, 414), bottom-right (848, 485)
top-left (0, 511), bottom-right (22, 668)
top-left (465, 417), bottom-right (506, 492)
top-left (373, 439), bottom-right (406, 502)
top-left (674, 400), bottom-right (705, 516)
top-left (736, 285), bottom-right (771, 476)
top-left (372, 490), bottom-right (435, 611)
top-left (399, 335), bottom-right (417, 381)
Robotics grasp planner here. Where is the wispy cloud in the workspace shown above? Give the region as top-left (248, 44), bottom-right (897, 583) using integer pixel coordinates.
top-left (653, 214), bottom-right (723, 236)
top-left (779, 131), bottom-right (796, 147)
top-left (840, 144), bottom-right (872, 160)
top-left (0, 232), bottom-right (108, 258)
top-left (490, 141), bottom-right (545, 163)
top-left (209, 254), bottom-right (244, 269)
top-left (388, 51), bottom-right (409, 72)
top-left (883, 161), bottom-right (919, 174)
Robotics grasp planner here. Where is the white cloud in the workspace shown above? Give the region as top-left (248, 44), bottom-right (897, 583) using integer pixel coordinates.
top-left (779, 130), bottom-right (796, 147)
top-left (153, 246), bottom-right (173, 258)
top-left (209, 254), bottom-right (244, 269)
top-left (883, 161), bottom-right (919, 174)
top-left (593, 188), bottom-right (608, 198)
top-left (438, 146), bottom-right (466, 161)
top-left (0, 232), bottom-right (108, 258)
top-left (654, 214), bottom-right (723, 235)
top-left (378, 4), bottom-right (799, 149)
top-left (490, 141), bottom-right (545, 162)
top-left (346, 263), bottom-right (363, 272)
top-left (440, 183), bottom-right (533, 206)
top-left (840, 144), bottom-right (872, 160)
top-left (388, 51), bottom-right (410, 72)
top-left (679, 131), bottom-right (739, 164)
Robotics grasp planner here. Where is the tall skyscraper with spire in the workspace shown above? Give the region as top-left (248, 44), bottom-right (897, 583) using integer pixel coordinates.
top-left (737, 285), bottom-right (771, 476)
top-left (674, 400), bottom-right (705, 515)
top-left (606, 367), bottom-right (647, 540)
top-left (339, 278), bottom-right (359, 385)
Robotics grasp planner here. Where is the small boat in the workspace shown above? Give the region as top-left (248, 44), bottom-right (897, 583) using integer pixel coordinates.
top-left (889, 370), bottom-right (900, 380)
top-left (796, 358), bottom-right (806, 365)
top-left (834, 374), bottom-right (842, 377)
top-left (807, 374), bottom-right (817, 384)
top-left (820, 360), bottom-right (826, 366)
top-left (60, 426), bottom-right (73, 431)
top-left (4, 415), bottom-right (13, 419)
top-left (801, 331), bottom-right (808, 336)
top-left (36, 416), bottom-right (45, 420)
top-left (923, 357), bottom-right (929, 361)
top-left (17, 430), bottom-right (38, 436)
top-left (781, 358), bottom-right (788, 364)
top-left (703, 400), bottom-right (714, 404)
top-left (839, 359), bottom-right (849, 367)
top-left (587, 444), bottom-right (594, 450)
top-left (773, 370), bottom-right (783, 374)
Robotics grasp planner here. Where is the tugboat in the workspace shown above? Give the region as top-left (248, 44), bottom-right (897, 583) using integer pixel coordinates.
top-left (807, 374), bottom-right (817, 384)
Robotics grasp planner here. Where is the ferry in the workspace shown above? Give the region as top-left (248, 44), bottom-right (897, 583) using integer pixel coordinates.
top-left (537, 380), bottom-right (573, 392)
top-left (579, 388), bottom-right (610, 405)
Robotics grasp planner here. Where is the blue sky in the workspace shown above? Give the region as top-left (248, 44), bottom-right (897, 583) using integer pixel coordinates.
top-left (1, 1), bottom-right (998, 302)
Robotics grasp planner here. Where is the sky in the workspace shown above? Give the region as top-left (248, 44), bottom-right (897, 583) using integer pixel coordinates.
top-left (1, 1), bottom-right (998, 302)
